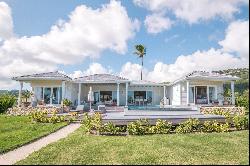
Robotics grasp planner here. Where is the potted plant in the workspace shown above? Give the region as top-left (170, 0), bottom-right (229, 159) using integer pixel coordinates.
top-left (222, 88), bottom-right (231, 105)
top-left (62, 99), bottom-right (72, 112)
top-left (22, 90), bottom-right (32, 107)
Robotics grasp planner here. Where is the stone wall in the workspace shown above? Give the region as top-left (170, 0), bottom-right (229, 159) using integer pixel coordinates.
top-left (200, 106), bottom-right (245, 115)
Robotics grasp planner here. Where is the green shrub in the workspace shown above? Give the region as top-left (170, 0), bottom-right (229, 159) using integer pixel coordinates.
top-left (0, 94), bottom-right (16, 114)
top-left (201, 120), bottom-right (230, 133)
top-left (102, 122), bottom-right (125, 135)
top-left (175, 118), bottom-right (200, 134)
top-left (62, 99), bottom-right (72, 107)
top-left (236, 89), bottom-right (249, 110)
top-left (149, 119), bottom-right (172, 134)
top-left (91, 113), bottom-right (102, 135)
top-left (127, 119), bottom-right (150, 135)
top-left (233, 115), bottom-right (249, 130)
top-left (30, 110), bottom-right (65, 123)
top-left (201, 121), bottom-right (214, 132)
top-left (81, 113), bottom-right (94, 133)
top-left (219, 123), bottom-right (230, 132)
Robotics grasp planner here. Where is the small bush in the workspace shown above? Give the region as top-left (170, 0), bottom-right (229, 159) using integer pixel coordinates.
top-left (62, 99), bottom-right (72, 107)
top-left (149, 119), bottom-right (172, 134)
top-left (202, 120), bottom-right (230, 133)
top-left (91, 113), bottom-right (102, 135)
top-left (30, 109), bottom-right (65, 123)
top-left (127, 119), bottom-right (150, 135)
top-left (102, 122), bottom-right (125, 135)
top-left (236, 89), bottom-right (249, 110)
top-left (0, 94), bottom-right (16, 114)
top-left (81, 113), bottom-right (94, 133)
top-left (175, 118), bottom-right (200, 134)
top-left (233, 115), bottom-right (249, 130)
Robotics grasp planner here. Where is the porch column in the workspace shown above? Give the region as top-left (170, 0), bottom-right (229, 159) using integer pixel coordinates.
top-left (18, 81), bottom-right (23, 107)
top-left (78, 83), bottom-right (81, 105)
top-left (125, 82), bottom-right (128, 106)
top-left (186, 81), bottom-right (189, 105)
top-left (117, 83), bottom-right (120, 106)
top-left (62, 81), bottom-right (66, 101)
top-left (163, 85), bottom-right (167, 105)
top-left (50, 87), bottom-right (53, 105)
top-left (207, 86), bottom-right (210, 104)
top-left (231, 81), bottom-right (235, 105)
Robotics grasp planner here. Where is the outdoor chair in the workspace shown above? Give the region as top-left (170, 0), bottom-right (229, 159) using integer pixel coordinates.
top-left (70, 105), bottom-right (84, 113)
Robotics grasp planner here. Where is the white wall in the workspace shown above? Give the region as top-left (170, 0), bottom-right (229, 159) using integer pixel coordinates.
top-left (171, 83), bottom-right (181, 105)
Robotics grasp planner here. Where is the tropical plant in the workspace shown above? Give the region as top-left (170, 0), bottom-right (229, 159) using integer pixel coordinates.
top-left (134, 44), bottom-right (146, 80)
top-left (91, 113), bottom-right (102, 135)
top-left (233, 115), bottom-right (249, 130)
top-left (62, 99), bottom-right (72, 107)
top-left (127, 119), bottom-right (150, 135)
top-left (102, 122), bottom-right (124, 135)
top-left (81, 113), bottom-right (94, 133)
top-left (235, 89), bottom-right (249, 110)
top-left (149, 119), bottom-right (172, 134)
top-left (175, 118), bottom-right (200, 134)
top-left (21, 90), bottom-right (32, 102)
top-left (0, 94), bottom-right (16, 113)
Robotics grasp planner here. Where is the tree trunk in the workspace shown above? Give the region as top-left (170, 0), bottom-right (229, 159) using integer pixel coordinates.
top-left (141, 57), bottom-right (143, 80)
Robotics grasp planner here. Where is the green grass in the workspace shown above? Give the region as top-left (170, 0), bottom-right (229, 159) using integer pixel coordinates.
top-left (0, 115), bottom-right (67, 154)
top-left (17, 127), bottom-right (249, 165)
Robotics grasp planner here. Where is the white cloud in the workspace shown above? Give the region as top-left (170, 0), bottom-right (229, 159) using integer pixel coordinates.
top-left (144, 13), bottom-right (173, 34)
top-left (219, 20), bottom-right (249, 60)
top-left (69, 63), bottom-right (113, 78)
top-left (120, 48), bottom-right (247, 83)
top-left (0, 1), bottom-right (139, 89)
top-left (120, 19), bottom-right (249, 82)
top-left (0, 2), bottom-right (13, 40)
top-left (134, 0), bottom-right (248, 32)
top-left (119, 62), bottom-right (147, 80)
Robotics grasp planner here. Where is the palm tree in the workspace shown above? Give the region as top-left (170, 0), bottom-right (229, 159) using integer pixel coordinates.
top-left (134, 44), bottom-right (146, 80)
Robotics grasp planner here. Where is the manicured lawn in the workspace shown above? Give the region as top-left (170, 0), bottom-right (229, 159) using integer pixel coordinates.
top-left (0, 115), bottom-right (67, 154)
top-left (17, 128), bottom-right (249, 165)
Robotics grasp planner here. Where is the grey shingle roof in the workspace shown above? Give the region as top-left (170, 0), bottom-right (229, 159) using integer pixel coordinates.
top-left (130, 80), bottom-right (164, 86)
top-left (12, 71), bottom-right (72, 81)
top-left (170, 71), bottom-right (240, 85)
top-left (74, 74), bottom-right (129, 83)
top-left (186, 71), bottom-right (240, 80)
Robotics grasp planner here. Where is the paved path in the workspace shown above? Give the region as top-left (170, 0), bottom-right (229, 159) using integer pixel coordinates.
top-left (0, 123), bottom-right (81, 165)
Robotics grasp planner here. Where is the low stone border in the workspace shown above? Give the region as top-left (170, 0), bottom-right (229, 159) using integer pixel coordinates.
top-left (200, 106), bottom-right (245, 115)
top-left (6, 107), bottom-right (61, 116)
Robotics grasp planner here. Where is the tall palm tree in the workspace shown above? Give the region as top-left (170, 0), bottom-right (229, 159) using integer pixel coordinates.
top-left (134, 44), bottom-right (146, 80)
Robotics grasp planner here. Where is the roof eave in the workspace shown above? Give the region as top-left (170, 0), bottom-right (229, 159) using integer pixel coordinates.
top-left (12, 77), bottom-right (71, 81)
top-left (74, 80), bottom-right (130, 84)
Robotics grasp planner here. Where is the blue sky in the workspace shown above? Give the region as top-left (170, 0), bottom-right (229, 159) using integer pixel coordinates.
top-left (0, 0), bottom-right (249, 89)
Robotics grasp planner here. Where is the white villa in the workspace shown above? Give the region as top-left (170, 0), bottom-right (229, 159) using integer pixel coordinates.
top-left (13, 71), bottom-right (239, 109)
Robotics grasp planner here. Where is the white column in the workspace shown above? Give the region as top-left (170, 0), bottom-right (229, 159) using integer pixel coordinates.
top-left (117, 83), bottom-right (120, 106)
top-left (231, 81), bottom-right (235, 105)
top-left (18, 81), bottom-right (23, 107)
top-left (186, 81), bottom-right (189, 105)
top-left (50, 87), bottom-right (53, 105)
top-left (125, 82), bottom-right (128, 106)
top-left (62, 81), bottom-right (66, 100)
top-left (207, 86), bottom-right (210, 104)
top-left (163, 85), bottom-right (167, 105)
top-left (78, 83), bottom-right (81, 105)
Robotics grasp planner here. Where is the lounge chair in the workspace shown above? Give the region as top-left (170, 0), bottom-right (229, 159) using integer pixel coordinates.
top-left (95, 105), bottom-right (106, 113)
top-left (70, 105), bottom-right (84, 113)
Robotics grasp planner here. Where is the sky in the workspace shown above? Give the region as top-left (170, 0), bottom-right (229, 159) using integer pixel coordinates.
top-left (0, 0), bottom-right (249, 90)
